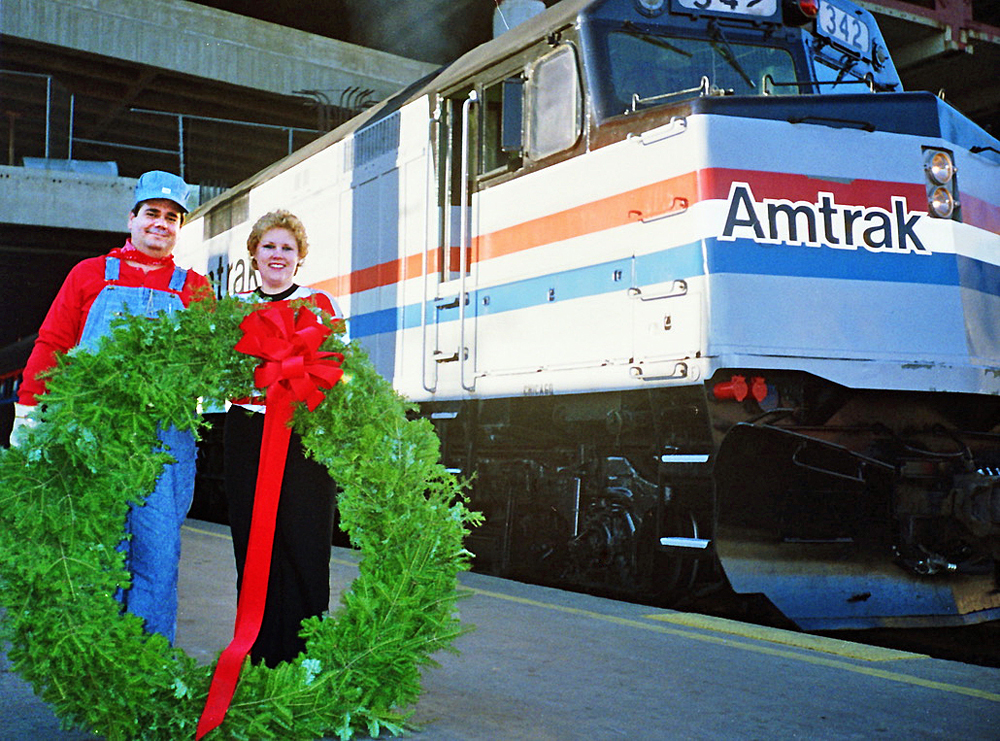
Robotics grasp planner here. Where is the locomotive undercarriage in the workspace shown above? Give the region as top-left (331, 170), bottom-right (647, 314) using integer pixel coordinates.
top-left (428, 385), bottom-right (720, 604)
top-left (426, 370), bottom-right (1000, 629)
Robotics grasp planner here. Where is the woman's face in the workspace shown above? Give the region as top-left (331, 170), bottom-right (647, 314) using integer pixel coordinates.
top-left (253, 227), bottom-right (300, 293)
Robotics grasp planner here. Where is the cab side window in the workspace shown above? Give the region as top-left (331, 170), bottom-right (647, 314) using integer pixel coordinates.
top-left (526, 45), bottom-right (582, 161)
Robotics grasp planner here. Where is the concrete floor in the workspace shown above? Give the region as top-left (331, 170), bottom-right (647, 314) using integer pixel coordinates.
top-left (4, 519), bottom-right (999, 740)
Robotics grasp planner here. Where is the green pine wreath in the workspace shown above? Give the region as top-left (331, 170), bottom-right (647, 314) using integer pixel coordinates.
top-left (0, 296), bottom-right (480, 740)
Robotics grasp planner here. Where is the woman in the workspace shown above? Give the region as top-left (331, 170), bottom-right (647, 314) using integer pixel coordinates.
top-left (224, 209), bottom-right (343, 667)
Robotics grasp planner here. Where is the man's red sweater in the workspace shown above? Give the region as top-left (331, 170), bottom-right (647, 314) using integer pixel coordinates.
top-left (19, 242), bottom-right (211, 405)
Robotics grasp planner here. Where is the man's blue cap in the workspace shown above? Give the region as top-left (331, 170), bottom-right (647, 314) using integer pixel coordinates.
top-left (133, 170), bottom-right (192, 213)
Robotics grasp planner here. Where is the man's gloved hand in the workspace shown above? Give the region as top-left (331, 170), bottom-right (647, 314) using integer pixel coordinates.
top-left (10, 403), bottom-right (38, 447)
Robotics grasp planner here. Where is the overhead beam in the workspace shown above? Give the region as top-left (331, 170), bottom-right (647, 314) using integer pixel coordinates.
top-left (859, 0), bottom-right (1000, 66)
top-left (893, 26), bottom-right (965, 68)
top-left (2, 0), bottom-right (436, 101)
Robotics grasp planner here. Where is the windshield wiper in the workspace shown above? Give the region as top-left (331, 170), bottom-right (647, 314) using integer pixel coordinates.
top-left (621, 22), bottom-right (693, 59)
top-left (708, 19), bottom-right (755, 90)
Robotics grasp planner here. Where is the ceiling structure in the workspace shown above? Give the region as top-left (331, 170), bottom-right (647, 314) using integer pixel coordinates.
top-left (0, 35), bottom-right (328, 188)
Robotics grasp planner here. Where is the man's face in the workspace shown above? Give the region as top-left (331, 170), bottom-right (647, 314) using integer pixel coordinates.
top-left (128, 199), bottom-right (184, 258)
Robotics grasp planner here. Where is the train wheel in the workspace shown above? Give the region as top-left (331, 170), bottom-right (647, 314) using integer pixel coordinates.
top-left (508, 505), bottom-right (569, 578)
top-left (568, 500), bottom-right (640, 593)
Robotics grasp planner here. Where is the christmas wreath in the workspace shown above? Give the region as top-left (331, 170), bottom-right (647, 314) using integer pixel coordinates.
top-left (0, 297), bottom-right (479, 740)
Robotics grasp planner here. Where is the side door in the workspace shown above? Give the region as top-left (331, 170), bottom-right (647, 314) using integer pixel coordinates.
top-left (423, 58), bottom-right (534, 394)
top-left (423, 83), bottom-right (482, 394)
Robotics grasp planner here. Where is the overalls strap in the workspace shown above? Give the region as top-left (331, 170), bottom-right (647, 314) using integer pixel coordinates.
top-left (104, 256), bottom-right (121, 281)
top-left (168, 267), bottom-right (188, 293)
top-left (106, 257), bottom-right (186, 294)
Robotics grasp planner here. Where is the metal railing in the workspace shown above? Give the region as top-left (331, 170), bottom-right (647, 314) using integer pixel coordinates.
top-left (1, 70), bottom-right (350, 180)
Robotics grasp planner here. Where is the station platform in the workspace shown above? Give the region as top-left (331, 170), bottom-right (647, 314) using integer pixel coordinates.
top-left (4, 519), bottom-right (999, 740)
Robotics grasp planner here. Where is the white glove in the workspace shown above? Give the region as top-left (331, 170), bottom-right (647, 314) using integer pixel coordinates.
top-left (10, 403), bottom-right (38, 447)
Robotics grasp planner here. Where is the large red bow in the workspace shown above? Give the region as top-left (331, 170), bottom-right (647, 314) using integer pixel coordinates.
top-left (197, 304), bottom-right (343, 740)
top-left (234, 304), bottom-right (344, 410)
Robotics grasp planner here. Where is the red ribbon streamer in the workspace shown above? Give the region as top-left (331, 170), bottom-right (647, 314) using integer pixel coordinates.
top-left (196, 305), bottom-right (343, 740)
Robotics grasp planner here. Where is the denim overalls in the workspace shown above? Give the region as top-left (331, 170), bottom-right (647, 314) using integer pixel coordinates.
top-left (77, 256), bottom-right (196, 643)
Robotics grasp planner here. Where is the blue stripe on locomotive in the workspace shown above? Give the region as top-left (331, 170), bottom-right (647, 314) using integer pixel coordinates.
top-left (348, 241), bottom-right (999, 357)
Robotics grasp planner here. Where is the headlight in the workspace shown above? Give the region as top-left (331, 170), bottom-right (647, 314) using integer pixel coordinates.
top-left (928, 186), bottom-right (955, 219)
top-left (635, 0), bottom-right (665, 16)
top-left (924, 150), bottom-right (955, 185)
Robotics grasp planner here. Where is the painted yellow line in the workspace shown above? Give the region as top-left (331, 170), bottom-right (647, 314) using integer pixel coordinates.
top-left (646, 611), bottom-right (925, 662)
top-left (330, 555), bottom-right (361, 568)
top-left (182, 526), bottom-right (999, 704)
top-left (468, 587), bottom-right (1000, 704)
top-left (184, 524), bottom-right (230, 540)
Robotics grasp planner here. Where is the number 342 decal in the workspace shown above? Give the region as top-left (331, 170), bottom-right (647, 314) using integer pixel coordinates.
top-left (818, 0), bottom-right (871, 56)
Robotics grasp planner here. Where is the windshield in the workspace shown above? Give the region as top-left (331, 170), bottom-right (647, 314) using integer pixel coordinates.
top-left (597, 28), bottom-right (798, 118)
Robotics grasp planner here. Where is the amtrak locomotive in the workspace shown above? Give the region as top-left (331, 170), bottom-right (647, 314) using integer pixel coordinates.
top-left (177, 0), bottom-right (1000, 631)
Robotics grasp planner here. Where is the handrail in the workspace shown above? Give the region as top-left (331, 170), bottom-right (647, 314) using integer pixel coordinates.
top-left (421, 106), bottom-right (438, 393)
top-left (762, 74), bottom-right (876, 95)
top-left (459, 90), bottom-right (478, 392)
top-left (631, 76), bottom-right (712, 112)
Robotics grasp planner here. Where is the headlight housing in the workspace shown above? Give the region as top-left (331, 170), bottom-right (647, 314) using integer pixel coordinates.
top-left (922, 147), bottom-right (959, 220)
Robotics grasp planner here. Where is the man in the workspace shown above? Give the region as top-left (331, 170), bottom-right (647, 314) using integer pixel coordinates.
top-left (12, 170), bottom-right (211, 643)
